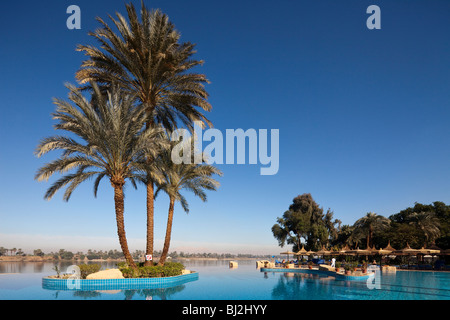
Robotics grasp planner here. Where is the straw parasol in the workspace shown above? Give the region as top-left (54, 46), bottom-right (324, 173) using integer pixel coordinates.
top-left (280, 251), bottom-right (296, 260)
top-left (383, 241), bottom-right (396, 252)
top-left (316, 246), bottom-right (331, 256)
top-left (425, 244), bottom-right (441, 255)
top-left (393, 243), bottom-right (419, 256)
top-left (348, 247), bottom-right (373, 255)
top-left (295, 246), bottom-right (308, 256)
top-left (371, 243), bottom-right (394, 255)
top-left (333, 245), bottom-right (352, 256)
top-left (415, 246), bottom-right (440, 263)
top-left (374, 248), bottom-right (393, 255)
top-left (371, 243), bottom-right (395, 266)
top-left (416, 247), bottom-right (439, 255)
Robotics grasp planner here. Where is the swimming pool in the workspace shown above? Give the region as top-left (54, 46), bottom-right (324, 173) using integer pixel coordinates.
top-left (0, 260), bottom-right (449, 300)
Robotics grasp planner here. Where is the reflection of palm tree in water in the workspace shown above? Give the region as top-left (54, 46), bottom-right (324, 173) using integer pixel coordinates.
top-left (271, 273), bottom-right (335, 300)
top-left (73, 291), bottom-right (102, 299)
top-left (122, 285), bottom-right (186, 300)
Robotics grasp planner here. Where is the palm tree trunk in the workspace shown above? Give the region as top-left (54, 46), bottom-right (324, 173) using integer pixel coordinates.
top-left (158, 197), bottom-right (175, 266)
top-left (144, 180), bottom-right (154, 266)
top-left (144, 110), bottom-right (155, 267)
top-left (368, 225), bottom-right (373, 248)
top-left (113, 184), bottom-right (137, 270)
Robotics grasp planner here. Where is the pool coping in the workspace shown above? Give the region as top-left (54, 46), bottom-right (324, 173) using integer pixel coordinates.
top-left (42, 271), bottom-right (199, 291)
top-left (260, 267), bottom-right (375, 281)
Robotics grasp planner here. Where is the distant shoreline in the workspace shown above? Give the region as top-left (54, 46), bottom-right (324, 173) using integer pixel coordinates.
top-left (0, 256), bottom-right (261, 262)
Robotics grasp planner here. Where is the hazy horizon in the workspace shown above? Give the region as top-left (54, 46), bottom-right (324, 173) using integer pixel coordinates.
top-left (1, 0), bottom-right (450, 256)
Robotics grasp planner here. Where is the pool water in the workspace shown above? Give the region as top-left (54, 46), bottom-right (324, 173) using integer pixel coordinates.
top-left (0, 260), bottom-right (449, 300)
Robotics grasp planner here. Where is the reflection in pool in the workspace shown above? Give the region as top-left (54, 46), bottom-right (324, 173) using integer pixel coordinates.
top-left (1, 260), bottom-right (449, 300)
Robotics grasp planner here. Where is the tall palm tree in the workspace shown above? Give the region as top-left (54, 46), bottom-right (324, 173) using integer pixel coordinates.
top-left (408, 211), bottom-right (441, 247)
top-left (75, 1), bottom-right (212, 264)
top-left (323, 209), bottom-right (341, 247)
top-left (35, 83), bottom-right (165, 270)
top-left (351, 212), bottom-right (390, 248)
top-left (154, 140), bottom-right (222, 265)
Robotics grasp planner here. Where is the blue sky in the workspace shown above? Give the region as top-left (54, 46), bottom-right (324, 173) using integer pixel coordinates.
top-left (1, 0), bottom-right (450, 255)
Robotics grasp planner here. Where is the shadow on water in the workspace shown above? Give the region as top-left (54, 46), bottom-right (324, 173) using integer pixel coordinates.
top-left (270, 272), bottom-right (339, 300)
top-left (0, 261), bottom-right (121, 274)
top-left (263, 269), bottom-right (450, 300)
top-left (49, 283), bottom-right (187, 300)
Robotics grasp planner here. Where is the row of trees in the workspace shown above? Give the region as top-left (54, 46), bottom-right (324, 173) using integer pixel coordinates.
top-left (0, 247), bottom-right (268, 260)
top-left (35, 2), bottom-right (221, 271)
top-left (0, 247), bottom-right (25, 256)
top-left (272, 193), bottom-right (450, 252)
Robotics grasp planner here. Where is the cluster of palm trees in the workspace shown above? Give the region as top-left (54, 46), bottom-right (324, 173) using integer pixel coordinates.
top-left (35, 2), bottom-right (222, 270)
top-left (273, 194), bottom-right (446, 252)
top-left (0, 247), bottom-right (23, 256)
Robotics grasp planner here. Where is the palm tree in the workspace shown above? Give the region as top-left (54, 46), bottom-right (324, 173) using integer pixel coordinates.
top-left (75, 2), bottom-right (212, 264)
top-left (351, 212), bottom-right (390, 248)
top-left (154, 140), bottom-right (222, 265)
top-left (323, 209), bottom-right (341, 247)
top-left (408, 212), bottom-right (441, 247)
top-left (35, 82), bottom-right (165, 270)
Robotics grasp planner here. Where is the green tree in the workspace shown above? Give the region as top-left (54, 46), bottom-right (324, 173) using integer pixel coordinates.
top-left (389, 201), bottom-right (450, 249)
top-left (407, 212), bottom-right (440, 247)
top-left (35, 83), bottom-right (165, 270)
top-left (33, 249), bottom-right (45, 257)
top-left (75, 1), bottom-right (212, 265)
top-left (350, 212), bottom-right (390, 248)
top-left (60, 250), bottom-right (74, 260)
top-left (272, 193), bottom-right (337, 251)
top-left (383, 223), bottom-right (424, 249)
top-left (334, 224), bottom-right (354, 247)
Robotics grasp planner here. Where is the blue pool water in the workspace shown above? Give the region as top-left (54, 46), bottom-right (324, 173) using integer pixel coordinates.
top-left (0, 260), bottom-right (449, 300)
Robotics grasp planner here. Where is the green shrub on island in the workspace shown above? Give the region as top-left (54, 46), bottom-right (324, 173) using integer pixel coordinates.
top-left (117, 261), bottom-right (185, 278)
top-left (77, 264), bottom-right (101, 279)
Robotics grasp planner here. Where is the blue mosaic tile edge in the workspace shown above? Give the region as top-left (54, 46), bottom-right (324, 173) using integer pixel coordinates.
top-left (42, 271), bottom-right (199, 291)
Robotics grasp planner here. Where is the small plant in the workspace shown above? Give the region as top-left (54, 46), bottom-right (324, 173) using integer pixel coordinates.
top-left (335, 261), bottom-right (341, 272)
top-left (77, 264), bottom-right (101, 279)
top-left (52, 265), bottom-right (61, 278)
top-left (117, 262), bottom-right (185, 278)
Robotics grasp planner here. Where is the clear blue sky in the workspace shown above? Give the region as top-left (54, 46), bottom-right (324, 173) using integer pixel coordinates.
top-left (1, 0), bottom-right (450, 255)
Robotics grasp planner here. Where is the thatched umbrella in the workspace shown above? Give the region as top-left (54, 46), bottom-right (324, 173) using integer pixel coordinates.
top-left (425, 244), bottom-right (441, 255)
top-left (416, 246), bottom-right (440, 264)
top-left (393, 243), bottom-right (419, 256)
top-left (348, 247), bottom-right (373, 255)
top-left (315, 246), bottom-right (332, 261)
top-left (393, 243), bottom-right (420, 267)
top-left (416, 247), bottom-right (439, 255)
top-left (347, 247), bottom-right (375, 265)
top-left (295, 246), bottom-right (308, 264)
top-left (295, 246), bottom-right (308, 257)
top-left (280, 251), bottom-right (296, 261)
top-left (383, 241), bottom-right (396, 252)
top-left (372, 244), bottom-right (394, 266)
top-left (331, 245), bottom-right (351, 256)
top-left (374, 248), bottom-right (393, 255)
